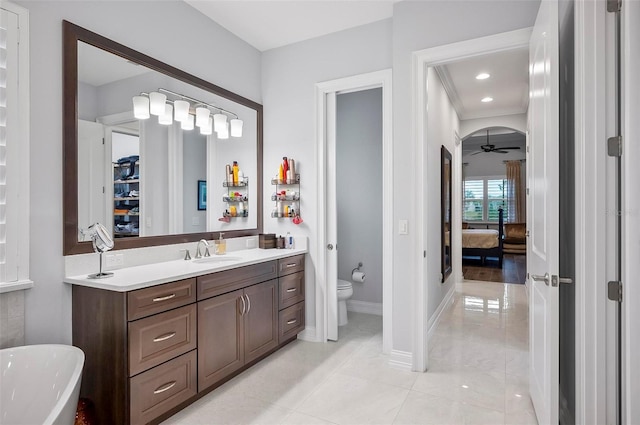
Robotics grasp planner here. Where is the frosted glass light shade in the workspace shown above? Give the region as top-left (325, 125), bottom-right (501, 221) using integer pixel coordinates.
top-left (149, 92), bottom-right (167, 116)
top-left (132, 96), bottom-right (150, 120)
top-left (201, 116), bottom-right (213, 136)
top-left (213, 113), bottom-right (227, 132)
top-left (217, 122), bottom-right (229, 139)
top-left (158, 104), bottom-right (173, 125)
top-left (181, 114), bottom-right (195, 131)
top-left (174, 100), bottom-right (190, 122)
top-left (195, 107), bottom-right (210, 128)
top-left (230, 119), bottom-right (243, 137)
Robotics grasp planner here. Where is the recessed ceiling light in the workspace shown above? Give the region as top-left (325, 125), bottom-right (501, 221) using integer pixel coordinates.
top-left (481, 97), bottom-right (493, 103)
top-left (475, 73), bottom-right (490, 80)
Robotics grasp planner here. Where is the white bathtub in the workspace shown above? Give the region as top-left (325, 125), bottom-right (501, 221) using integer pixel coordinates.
top-left (0, 344), bottom-right (85, 425)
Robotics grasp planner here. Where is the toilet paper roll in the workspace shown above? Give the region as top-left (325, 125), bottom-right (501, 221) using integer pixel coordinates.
top-left (352, 271), bottom-right (366, 283)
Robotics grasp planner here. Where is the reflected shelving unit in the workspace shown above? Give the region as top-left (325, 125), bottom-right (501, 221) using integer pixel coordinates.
top-left (113, 160), bottom-right (140, 238)
top-left (222, 177), bottom-right (249, 218)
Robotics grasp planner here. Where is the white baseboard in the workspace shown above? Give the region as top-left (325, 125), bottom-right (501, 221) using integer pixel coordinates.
top-left (297, 326), bottom-right (319, 342)
top-left (347, 300), bottom-right (383, 316)
top-left (427, 284), bottom-right (455, 342)
top-left (388, 350), bottom-right (413, 371)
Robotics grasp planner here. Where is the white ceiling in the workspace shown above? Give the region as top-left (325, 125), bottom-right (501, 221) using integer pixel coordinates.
top-left (184, 0), bottom-right (396, 52)
top-left (435, 49), bottom-right (529, 120)
top-left (184, 1), bottom-right (528, 120)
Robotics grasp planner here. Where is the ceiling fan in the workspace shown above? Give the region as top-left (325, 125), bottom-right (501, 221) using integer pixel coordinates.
top-left (471, 130), bottom-right (521, 155)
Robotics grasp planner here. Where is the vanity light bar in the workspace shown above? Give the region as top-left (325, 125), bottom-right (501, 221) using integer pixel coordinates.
top-left (132, 88), bottom-right (243, 138)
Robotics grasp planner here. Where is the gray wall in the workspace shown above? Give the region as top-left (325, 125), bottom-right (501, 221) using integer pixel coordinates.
top-left (15, 0), bottom-right (262, 345)
top-left (261, 19), bottom-right (393, 327)
top-left (336, 88), bottom-right (383, 305)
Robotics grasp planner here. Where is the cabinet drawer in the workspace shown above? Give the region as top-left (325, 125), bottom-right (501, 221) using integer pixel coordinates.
top-left (129, 304), bottom-right (197, 376)
top-left (278, 255), bottom-right (304, 276)
top-left (279, 271), bottom-right (305, 310)
top-left (278, 301), bottom-right (305, 343)
top-left (128, 278), bottom-right (196, 321)
top-left (197, 261), bottom-right (277, 300)
top-left (130, 350), bottom-right (197, 425)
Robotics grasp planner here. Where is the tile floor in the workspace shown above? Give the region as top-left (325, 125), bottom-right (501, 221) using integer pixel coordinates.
top-left (162, 280), bottom-right (537, 425)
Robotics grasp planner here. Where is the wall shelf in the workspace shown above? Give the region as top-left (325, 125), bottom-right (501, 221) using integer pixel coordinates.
top-left (271, 174), bottom-right (300, 219)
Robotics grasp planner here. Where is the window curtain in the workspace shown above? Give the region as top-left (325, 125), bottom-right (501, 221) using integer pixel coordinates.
top-left (505, 160), bottom-right (526, 222)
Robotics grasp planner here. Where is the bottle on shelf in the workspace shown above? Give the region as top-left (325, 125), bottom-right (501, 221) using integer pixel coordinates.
top-left (232, 161), bottom-right (239, 185)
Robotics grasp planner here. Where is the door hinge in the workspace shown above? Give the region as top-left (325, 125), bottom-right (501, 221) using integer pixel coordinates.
top-left (526, 188), bottom-right (529, 195)
top-left (102, 138), bottom-right (105, 145)
top-left (423, 250), bottom-right (426, 258)
top-left (607, 0), bottom-right (621, 13)
top-left (607, 136), bottom-right (622, 157)
top-left (525, 230), bottom-right (530, 237)
top-left (608, 280), bottom-right (623, 302)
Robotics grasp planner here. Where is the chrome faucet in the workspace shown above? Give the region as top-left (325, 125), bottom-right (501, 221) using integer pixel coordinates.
top-left (195, 239), bottom-right (211, 259)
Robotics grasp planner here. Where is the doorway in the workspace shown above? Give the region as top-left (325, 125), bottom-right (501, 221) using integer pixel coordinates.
top-left (461, 127), bottom-right (527, 285)
top-left (315, 70), bottom-right (393, 353)
top-left (411, 28), bottom-right (532, 372)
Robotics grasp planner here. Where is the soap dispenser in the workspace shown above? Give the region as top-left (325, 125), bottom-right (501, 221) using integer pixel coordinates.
top-left (215, 233), bottom-right (227, 255)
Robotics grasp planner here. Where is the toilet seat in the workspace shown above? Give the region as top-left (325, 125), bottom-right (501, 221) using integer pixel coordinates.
top-left (337, 279), bottom-right (352, 289)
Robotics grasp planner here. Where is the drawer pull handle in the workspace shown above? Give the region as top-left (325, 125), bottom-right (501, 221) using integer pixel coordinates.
top-left (285, 263), bottom-right (297, 268)
top-left (287, 319), bottom-right (297, 325)
top-left (286, 288), bottom-right (297, 293)
top-left (152, 293), bottom-right (176, 302)
top-left (153, 332), bottom-right (177, 343)
top-left (153, 381), bottom-right (177, 394)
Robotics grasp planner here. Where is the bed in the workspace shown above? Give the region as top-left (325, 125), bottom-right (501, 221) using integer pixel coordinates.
top-left (462, 208), bottom-right (504, 268)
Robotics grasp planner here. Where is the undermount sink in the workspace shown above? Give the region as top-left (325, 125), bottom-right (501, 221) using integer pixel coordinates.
top-left (192, 256), bottom-right (242, 264)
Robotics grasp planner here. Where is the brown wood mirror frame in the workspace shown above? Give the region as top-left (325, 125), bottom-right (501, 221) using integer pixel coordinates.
top-left (441, 145), bottom-right (452, 283)
top-left (63, 21), bottom-right (263, 255)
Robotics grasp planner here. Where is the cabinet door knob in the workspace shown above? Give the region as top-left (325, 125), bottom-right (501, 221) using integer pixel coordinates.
top-left (327, 244), bottom-right (334, 251)
top-left (239, 295), bottom-right (246, 315)
top-left (245, 294), bottom-right (251, 313)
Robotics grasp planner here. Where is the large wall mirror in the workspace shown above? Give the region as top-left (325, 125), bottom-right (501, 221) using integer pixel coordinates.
top-left (63, 21), bottom-right (263, 255)
top-left (441, 145), bottom-right (452, 283)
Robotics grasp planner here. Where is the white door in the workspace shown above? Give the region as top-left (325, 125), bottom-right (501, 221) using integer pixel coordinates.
top-left (78, 120), bottom-right (106, 235)
top-left (528, 0), bottom-right (560, 424)
top-left (326, 92), bottom-right (339, 341)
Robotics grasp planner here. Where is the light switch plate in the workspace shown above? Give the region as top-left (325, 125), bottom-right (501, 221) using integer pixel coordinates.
top-left (399, 220), bottom-right (408, 235)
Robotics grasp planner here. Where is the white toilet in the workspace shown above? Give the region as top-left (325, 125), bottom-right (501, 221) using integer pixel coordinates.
top-left (337, 279), bottom-right (354, 326)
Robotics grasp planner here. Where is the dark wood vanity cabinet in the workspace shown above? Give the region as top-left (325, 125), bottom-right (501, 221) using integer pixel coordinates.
top-left (197, 279), bottom-right (278, 392)
top-left (72, 254), bottom-right (305, 425)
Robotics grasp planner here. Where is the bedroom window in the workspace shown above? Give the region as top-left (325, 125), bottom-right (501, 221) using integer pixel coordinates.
top-left (463, 177), bottom-right (508, 222)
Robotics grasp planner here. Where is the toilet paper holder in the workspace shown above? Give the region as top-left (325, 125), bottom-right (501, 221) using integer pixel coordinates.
top-left (351, 262), bottom-right (363, 275)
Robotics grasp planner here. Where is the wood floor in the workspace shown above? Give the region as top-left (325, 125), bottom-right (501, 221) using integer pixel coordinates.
top-left (462, 254), bottom-right (527, 284)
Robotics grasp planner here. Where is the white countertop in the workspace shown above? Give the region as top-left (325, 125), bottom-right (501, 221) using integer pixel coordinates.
top-left (64, 247), bottom-right (307, 292)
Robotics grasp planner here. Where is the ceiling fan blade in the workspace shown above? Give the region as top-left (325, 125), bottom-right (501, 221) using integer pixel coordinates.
top-left (499, 147), bottom-right (521, 150)
top-left (470, 151), bottom-right (484, 155)
top-left (494, 150), bottom-right (509, 154)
